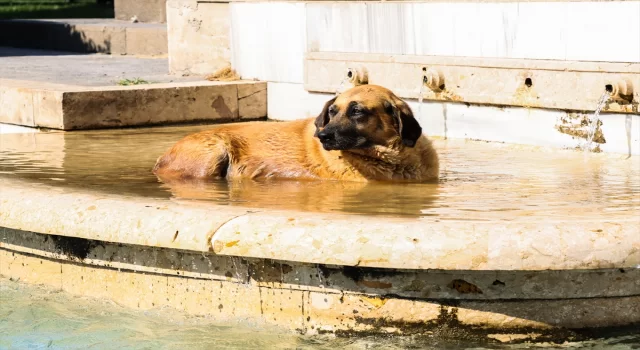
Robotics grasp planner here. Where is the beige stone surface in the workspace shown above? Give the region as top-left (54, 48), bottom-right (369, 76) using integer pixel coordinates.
top-left (1, 178), bottom-right (639, 271)
top-left (211, 211), bottom-right (640, 271)
top-left (0, 181), bottom-right (250, 252)
top-left (304, 52), bottom-right (640, 114)
top-left (67, 21), bottom-right (167, 56)
top-left (81, 25), bottom-right (127, 55)
top-left (116, 0), bottom-right (167, 23)
top-left (0, 79), bottom-right (266, 129)
top-left (1, 229), bottom-right (639, 339)
top-left (238, 82), bottom-right (268, 119)
top-left (167, 1), bottom-right (231, 75)
top-left (32, 90), bottom-right (64, 129)
top-left (61, 82), bottom-right (239, 129)
top-left (125, 27), bottom-right (169, 57)
top-left (0, 86), bottom-right (35, 126)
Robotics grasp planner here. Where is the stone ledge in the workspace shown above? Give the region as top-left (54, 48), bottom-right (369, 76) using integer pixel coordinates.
top-left (1, 179), bottom-right (638, 271)
top-left (304, 52), bottom-right (640, 114)
top-left (2, 229), bottom-right (640, 339)
top-left (0, 19), bottom-right (168, 56)
top-left (0, 79), bottom-right (267, 130)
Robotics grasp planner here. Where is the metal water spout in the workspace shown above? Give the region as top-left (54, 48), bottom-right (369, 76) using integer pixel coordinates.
top-left (346, 67), bottom-right (368, 86)
top-left (336, 67), bottom-right (368, 95)
top-left (606, 78), bottom-right (635, 103)
top-left (423, 67), bottom-right (445, 92)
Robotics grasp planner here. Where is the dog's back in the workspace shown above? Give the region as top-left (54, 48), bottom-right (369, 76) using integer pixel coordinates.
top-left (153, 119), bottom-right (318, 180)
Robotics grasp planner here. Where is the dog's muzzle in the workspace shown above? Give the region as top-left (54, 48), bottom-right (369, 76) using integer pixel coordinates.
top-left (316, 127), bottom-right (368, 151)
top-left (317, 129), bottom-right (334, 145)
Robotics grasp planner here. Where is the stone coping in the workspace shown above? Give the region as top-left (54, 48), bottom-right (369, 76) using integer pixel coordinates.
top-left (1, 178), bottom-right (638, 271)
top-left (0, 77), bottom-right (266, 130)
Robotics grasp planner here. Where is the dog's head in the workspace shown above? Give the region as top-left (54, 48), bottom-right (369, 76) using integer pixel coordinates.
top-left (314, 85), bottom-right (422, 151)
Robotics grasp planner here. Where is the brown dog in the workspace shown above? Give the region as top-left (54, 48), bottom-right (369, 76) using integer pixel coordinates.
top-left (153, 85), bottom-right (439, 182)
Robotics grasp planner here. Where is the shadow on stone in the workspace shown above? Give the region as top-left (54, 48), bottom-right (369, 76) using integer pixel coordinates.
top-left (0, 19), bottom-right (111, 54)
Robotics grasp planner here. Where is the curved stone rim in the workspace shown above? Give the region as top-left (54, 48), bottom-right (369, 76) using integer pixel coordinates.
top-left (1, 178), bottom-right (638, 270)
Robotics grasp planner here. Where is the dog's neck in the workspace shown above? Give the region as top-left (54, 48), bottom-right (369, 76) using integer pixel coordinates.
top-left (345, 134), bottom-right (426, 165)
top-left (344, 144), bottom-right (403, 165)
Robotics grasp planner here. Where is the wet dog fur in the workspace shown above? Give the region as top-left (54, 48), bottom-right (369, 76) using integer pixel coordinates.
top-left (152, 85), bottom-right (439, 182)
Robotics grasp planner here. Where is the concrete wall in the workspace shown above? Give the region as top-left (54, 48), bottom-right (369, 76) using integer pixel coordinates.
top-left (168, 0), bottom-right (640, 81)
top-left (228, 1), bottom-right (639, 82)
top-left (168, 1), bottom-right (231, 75)
top-left (166, 0), bottom-right (640, 154)
top-left (305, 2), bottom-right (640, 62)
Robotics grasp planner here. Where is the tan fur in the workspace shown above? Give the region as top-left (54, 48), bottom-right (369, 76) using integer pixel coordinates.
top-left (153, 85), bottom-right (439, 182)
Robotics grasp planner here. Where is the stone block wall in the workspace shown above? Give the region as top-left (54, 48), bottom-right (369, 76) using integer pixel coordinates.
top-left (167, 1), bottom-right (231, 76)
top-left (116, 0), bottom-right (168, 23)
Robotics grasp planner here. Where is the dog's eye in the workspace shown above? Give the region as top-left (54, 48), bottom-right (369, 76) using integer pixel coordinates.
top-left (347, 102), bottom-right (368, 119)
top-left (328, 105), bottom-right (338, 117)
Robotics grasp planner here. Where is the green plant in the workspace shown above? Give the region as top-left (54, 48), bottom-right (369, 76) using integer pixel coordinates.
top-left (117, 78), bottom-right (150, 86)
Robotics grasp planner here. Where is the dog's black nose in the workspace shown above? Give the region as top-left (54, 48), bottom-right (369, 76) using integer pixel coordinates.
top-left (317, 130), bottom-right (334, 143)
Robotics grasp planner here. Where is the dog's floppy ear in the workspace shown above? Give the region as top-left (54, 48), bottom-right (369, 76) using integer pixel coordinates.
top-left (390, 99), bottom-right (422, 147)
top-left (314, 96), bottom-right (337, 133)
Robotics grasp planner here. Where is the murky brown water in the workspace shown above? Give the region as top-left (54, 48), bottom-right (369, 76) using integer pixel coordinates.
top-left (1, 124), bottom-right (639, 220)
top-left (1, 125), bottom-right (640, 348)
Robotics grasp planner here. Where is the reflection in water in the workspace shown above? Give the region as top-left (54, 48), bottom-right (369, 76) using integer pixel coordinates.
top-left (2, 278), bottom-right (639, 350)
top-left (161, 178), bottom-right (440, 217)
top-left (0, 125), bottom-right (639, 220)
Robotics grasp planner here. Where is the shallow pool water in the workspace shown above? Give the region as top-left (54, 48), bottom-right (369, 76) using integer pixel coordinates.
top-left (1, 125), bottom-right (640, 348)
top-left (1, 278), bottom-right (639, 350)
top-left (0, 124), bottom-right (638, 220)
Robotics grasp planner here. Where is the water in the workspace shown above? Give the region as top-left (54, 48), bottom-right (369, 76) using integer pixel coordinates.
top-left (418, 75), bottom-right (427, 118)
top-left (1, 127), bottom-right (639, 348)
top-left (336, 78), bottom-right (347, 95)
top-left (0, 125), bottom-right (638, 221)
top-left (584, 91), bottom-right (611, 153)
top-left (2, 278), bottom-right (639, 350)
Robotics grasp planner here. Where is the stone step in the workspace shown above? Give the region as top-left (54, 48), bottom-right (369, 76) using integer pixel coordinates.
top-left (0, 19), bottom-right (167, 56)
top-left (0, 48), bottom-right (266, 130)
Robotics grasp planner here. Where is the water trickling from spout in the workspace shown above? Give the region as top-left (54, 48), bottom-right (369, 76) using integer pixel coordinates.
top-left (418, 75), bottom-right (427, 118)
top-left (584, 91), bottom-right (611, 153)
top-left (231, 256), bottom-right (244, 284)
top-left (336, 78), bottom-right (347, 96)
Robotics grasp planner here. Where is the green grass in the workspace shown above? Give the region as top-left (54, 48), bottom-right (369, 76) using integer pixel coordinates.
top-left (117, 78), bottom-right (150, 86)
top-left (0, 1), bottom-right (113, 20)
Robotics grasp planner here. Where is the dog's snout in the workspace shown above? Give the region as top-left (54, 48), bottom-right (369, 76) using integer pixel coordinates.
top-left (317, 130), bottom-right (334, 143)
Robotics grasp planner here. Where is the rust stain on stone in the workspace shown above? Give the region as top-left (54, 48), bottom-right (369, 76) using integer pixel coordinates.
top-left (555, 113), bottom-right (606, 144)
top-left (513, 84), bottom-right (539, 108)
top-left (434, 89), bottom-right (463, 102)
